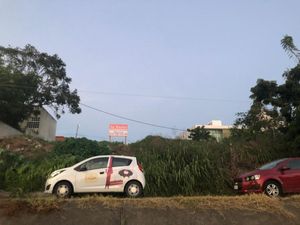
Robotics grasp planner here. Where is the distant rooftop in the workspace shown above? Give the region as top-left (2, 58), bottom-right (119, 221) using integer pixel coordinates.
top-left (194, 120), bottom-right (232, 130)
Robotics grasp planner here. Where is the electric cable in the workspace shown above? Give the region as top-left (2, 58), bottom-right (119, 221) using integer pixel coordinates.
top-left (80, 102), bottom-right (186, 132)
top-left (0, 84), bottom-right (250, 103)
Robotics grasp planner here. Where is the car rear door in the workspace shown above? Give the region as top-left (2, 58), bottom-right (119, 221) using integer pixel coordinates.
top-left (75, 157), bottom-right (109, 192)
top-left (105, 157), bottom-right (133, 191)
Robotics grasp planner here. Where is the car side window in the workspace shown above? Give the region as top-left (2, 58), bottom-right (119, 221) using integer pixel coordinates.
top-left (112, 157), bottom-right (132, 167)
top-left (78, 157), bottom-right (108, 171)
top-left (287, 159), bottom-right (300, 169)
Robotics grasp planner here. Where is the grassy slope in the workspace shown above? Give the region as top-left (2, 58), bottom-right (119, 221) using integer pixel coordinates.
top-left (1, 195), bottom-right (300, 219)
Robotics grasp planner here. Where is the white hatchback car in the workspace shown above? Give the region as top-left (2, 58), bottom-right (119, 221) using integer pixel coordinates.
top-left (45, 155), bottom-right (146, 198)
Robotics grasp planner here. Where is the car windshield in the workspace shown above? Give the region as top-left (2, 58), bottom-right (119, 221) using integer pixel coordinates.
top-left (259, 159), bottom-right (286, 170)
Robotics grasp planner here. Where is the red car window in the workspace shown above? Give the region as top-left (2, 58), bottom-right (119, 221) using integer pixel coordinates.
top-left (287, 159), bottom-right (300, 169)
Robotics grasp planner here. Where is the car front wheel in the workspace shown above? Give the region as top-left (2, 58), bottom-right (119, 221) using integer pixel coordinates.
top-left (54, 181), bottom-right (72, 198)
top-left (125, 181), bottom-right (143, 198)
top-left (264, 181), bottom-right (282, 197)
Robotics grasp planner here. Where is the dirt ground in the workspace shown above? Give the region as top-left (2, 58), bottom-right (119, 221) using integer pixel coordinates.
top-left (0, 136), bottom-right (53, 158)
top-left (1, 195), bottom-right (300, 225)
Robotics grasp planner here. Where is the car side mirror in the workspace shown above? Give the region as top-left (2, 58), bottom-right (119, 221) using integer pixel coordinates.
top-left (279, 166), bottom-right (290, 171)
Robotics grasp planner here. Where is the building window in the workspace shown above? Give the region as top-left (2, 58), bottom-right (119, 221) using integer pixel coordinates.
top-left (208, 129), bottom-right (223, 142)
top-left (27, 116), bottom-right (40, 129)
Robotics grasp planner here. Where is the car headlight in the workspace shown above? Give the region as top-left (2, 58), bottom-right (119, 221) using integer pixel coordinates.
top-left (245, 174), bottom-right (260, 181)
top-left (49, 170), bottom-right (65, 178)
top-left (254, 174), bottom-right (260, 180)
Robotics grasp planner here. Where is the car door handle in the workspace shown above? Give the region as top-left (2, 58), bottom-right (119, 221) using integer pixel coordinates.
top-left (99, 171), bottom-right (105, 174)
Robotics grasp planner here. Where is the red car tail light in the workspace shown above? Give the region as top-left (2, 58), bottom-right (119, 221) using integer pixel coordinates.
top-left (138, 163), bottom-right (144, 173)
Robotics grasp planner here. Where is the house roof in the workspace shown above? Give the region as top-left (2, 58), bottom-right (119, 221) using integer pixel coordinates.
top-left (40, 107), bottom-right (57, 121)
top-left (194, 120), bottom-right (232, 130)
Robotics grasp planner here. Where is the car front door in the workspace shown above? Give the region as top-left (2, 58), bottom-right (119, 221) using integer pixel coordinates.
top-left (75, 157), bottom-right (109, 192)
top-left (279, 159), bottom-right (300, 193)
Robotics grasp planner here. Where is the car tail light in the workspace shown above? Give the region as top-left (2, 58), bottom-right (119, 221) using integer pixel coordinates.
top-left (138, 163), bottom-right (144, 173)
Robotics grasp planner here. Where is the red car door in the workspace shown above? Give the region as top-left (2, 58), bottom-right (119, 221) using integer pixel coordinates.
top-left (279, 159), bottom-right (300, 193)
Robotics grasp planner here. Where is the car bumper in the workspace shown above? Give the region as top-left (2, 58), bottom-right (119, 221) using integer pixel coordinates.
top-left (44, 178), bottom-right (55, 194)
top-left (234, 179), bottom-right (264, 194)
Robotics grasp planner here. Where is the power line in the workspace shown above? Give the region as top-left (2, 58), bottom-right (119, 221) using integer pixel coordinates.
top-left (0, 83), bottom-right (235, 132)
top-left (0, 84), bottom-right (250, 103)
top-left (80, 102), bottom-right (186, 132)
top-left (78, 90), bottom-right (250, 103)
top-left (0, 83), bottom-right (187, 133)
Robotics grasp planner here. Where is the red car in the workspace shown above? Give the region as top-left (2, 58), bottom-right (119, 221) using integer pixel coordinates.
top-left (234, 158), bottom-right (300, 197)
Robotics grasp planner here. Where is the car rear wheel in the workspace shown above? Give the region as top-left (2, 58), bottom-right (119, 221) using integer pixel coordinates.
top-left (54, 181), bottom-right (72, 198)
top-left (125, 181), bottom-right (143, 198)
top-left (264, 181), bottom-right (282, 197)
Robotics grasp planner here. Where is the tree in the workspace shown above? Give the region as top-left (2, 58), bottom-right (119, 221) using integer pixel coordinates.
top-left (0, 67), bottom-right (39, 128)
top-left (281, 35), bottom-right (300, 62)
top-left (234, 79), bottom-right (283, 134)
top-left (0, 44), bottom-right (81, 128)
top-left (187, 126), bottom-right (211, 141)
top-left (235, 35), bottom-right (300, 149)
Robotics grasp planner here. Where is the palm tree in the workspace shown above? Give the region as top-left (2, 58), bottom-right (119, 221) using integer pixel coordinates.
top-left (281, 35), bottom-right (300, 63)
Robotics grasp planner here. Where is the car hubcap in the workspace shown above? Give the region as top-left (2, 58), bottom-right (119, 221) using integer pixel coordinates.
top-left (57, 184), bottom-right (69, 197)
top-left (266, 184), bottom-right (279, 197)
top-left (128, 184), bottom-right (140, 197)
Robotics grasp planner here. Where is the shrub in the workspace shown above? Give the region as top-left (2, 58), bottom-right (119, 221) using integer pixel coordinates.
top-left (53, 138), bottom-right (110, 159)
top-left (132, 135), bottom-right (288, 196)
top-left (0, 134), bottom-right (292, 196)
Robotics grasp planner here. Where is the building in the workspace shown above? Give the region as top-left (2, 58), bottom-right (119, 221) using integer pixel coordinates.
top-left (179, 120), bottom-right (232, 142)
top-left (55, 136), bottom-right (65, 142)
top-left (17, 107), bottom-right (56, 141)
top-left (0, 107), bottom-right (56, 141)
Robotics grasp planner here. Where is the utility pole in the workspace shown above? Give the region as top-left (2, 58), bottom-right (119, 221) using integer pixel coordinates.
top-left (75, 124), bottom-right (80, 138)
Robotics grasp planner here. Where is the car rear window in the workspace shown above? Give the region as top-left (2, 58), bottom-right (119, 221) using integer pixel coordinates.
top-left (287, 159), bottom-right (300, 169)
top-left (112, 157), bottom-right (132, 167)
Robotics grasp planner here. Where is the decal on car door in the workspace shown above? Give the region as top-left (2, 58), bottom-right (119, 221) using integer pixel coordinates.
top-left (105, 157), bottom-right (123, 189)
top-left (119, 169), bottom-right (133, 178)
top-left (85, 173), bottom-right (97, 181)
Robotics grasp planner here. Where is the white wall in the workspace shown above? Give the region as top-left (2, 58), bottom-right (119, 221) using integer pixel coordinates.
top-left (0, 121), bottom-right (22, 138)
top-left (37, 108), bottom-right (57, 141)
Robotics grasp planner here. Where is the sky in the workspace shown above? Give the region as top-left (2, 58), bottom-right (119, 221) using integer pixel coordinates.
top-left (1, 0), bottom-right (300, 142)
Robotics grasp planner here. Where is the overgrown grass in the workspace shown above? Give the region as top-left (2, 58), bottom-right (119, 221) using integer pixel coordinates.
top-left (0, 133), bottom-right (291, 197)
top-left (131, 134), bottom-right (287, 196)
top-left (0, 138), bottom-right (112, 195)
top-left (2, 194), bottom-right (299, 219)
top-left (0, 197), bottom-right (62, 216)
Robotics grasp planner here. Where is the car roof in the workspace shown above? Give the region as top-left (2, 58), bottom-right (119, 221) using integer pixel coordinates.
top-left (86, 155), bottom-right (136, 160)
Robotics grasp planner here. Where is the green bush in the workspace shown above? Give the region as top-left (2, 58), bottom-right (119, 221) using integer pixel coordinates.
top-left (53, 137), bottom-right (111, 159)
top-left (0, 149), bottom-right (79, 193)
top-left (0, 138), bottom-right (111, 194)
top-left (132, 135), bottom-right (288, 196)
top-left (0, 149), bottom-right (24, 189)
top-left (132, 137), bottom-right (230, 196)
top-left (0, 134), bottom-right (292, 196)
